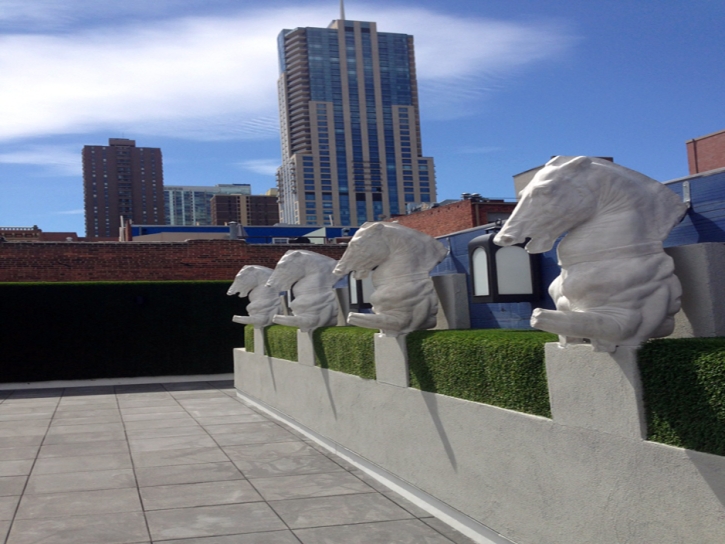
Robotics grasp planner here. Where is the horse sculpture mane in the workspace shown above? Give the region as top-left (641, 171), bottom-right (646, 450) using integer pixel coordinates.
top-left (227, 265), bottom-right (281, 329)
top-left (265, 250), bottom-right (339, 332)
top-left (494, 156), bottom-right (688, 352)
top-left (333, 222), bottom-right (448, 336)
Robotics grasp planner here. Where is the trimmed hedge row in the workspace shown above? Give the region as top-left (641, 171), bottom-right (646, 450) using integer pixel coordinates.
top-left (247, 325), bottom-right (298, 362)
top-left (313, 327), bottom-right (376, 379)
top-left (638, 338), bottom-right (725, 456)
top-left (407, 329), bottom-right (556, 417)
top-left (0, 281), bottom-right (247, 382)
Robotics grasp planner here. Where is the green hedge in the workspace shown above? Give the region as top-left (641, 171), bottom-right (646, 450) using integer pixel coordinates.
top-left (244, 324), bottom-right (255, 353)
top-left (407, 329), bottom-right (556, 417)
top-left (313, 326), bottom-right (376, 379)
top-left (0, 282), bottom-right (247, 382)
top-left (264, 325), bottom-right (298, 361)
top-left (639, 338), bottom-right (725, 456)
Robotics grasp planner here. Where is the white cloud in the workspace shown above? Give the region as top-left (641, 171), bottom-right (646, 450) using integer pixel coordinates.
top-left (0, 145), bottom-right (81, 176)
top-left (0, 3), bottom-right (574, 142)
top-left (238, 159), bottom-right (280, 176)
top-left (54, 209), bottom-right (84, 215)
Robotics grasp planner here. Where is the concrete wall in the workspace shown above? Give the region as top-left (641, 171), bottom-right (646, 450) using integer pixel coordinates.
top-left (235, 342), bottom-right (725, 544)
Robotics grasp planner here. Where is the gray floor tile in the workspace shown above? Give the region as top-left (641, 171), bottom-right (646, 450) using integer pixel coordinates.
top-left (54, 403), bottom-right (117, 413)
top-left (0, 495), bottom-right (20, 520)
top-left (232, 452), bottom-right (346, 478)
top-left (129, 434), bottom-right (217, 453)
top-left (224, 441), bottom-right (320, 462)
top-left (53, 408), bottom-right (120, 419)
top-left (42, 429), bottom-right (126, 445)
top-left (45, 422), bottom-right (125, 435)
top-left (0, 435), bottom-right (44, 448)
top-left (146, 502), bottom-right (286, 541)
top-left (32, 452), bottom-right (132, 474)
top-left (0, 446), bottom-right (39, 461)
top-left (15, 487), bottom-right (141, 519)
top-left (186, 408), bottom-right (258, 418)
top-left (122, 410), bottom-right (193, 422)
top-left (293, 519), bottom-right (456, 543)
top-left (250, 471), bottom-right (375, 501)
top-left (38, 439), bottom-right (129, 459)
top-left (140, 479), bottom-right (262, 510)
top-left (0, 519), bottom-right (9, 542)
top-left (349, 469), bottom-right (391, 493)
top-left (157, 530), bottom-right (299, 543)
top-left (124, 416), bottom-right (199, 430)
top-left (270, 493), bottom-right (413, 529)
top-left (120, 405), bottom-right (187, 415)
top-left (0, 412), bottom-right (53, 422)
top-left (0, 459), bottom-right (34, 477)
top-left (135, 461), bottom-right (244, 487)
top-left (421, 518), bottom-right (479, 544)
top-left (0, 476), bottom-right (27, 496)
top-left (126, 425), bottom-right (210, 440)
top-left (0, 426), bottom-right (48, 438)
top-left (131, 446), bottom-right (228, 468)
top-left (205, 423), bottom-right (298, 445)
top-left (7, 511), bottom-right (149, 544)
top-left (25, 468), bottom-right (136, 494)
top-left (49, 414), bottom-right (122, 426)
top-left (193, 414), bottom-right (269, 426)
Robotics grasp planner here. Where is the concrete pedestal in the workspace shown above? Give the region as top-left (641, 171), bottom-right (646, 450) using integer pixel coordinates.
top-left (297, 329), bottom-right (316, 366)
top-left (545, 343), bottom-right (646, 439)
top-left (433, 273), bottom-right (471, 330)
top-left (374, 334), bottom-right (409, 387)
top-left (253, 327), bottom-right (265, 356)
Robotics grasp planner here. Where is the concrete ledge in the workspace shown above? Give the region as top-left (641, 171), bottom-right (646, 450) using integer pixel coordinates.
top-left (0, 373), bottom-right (235, 391)
top-left (374, 333), bottom-right (409, 387)
top-left (234, 347), bottom-right (725, 544)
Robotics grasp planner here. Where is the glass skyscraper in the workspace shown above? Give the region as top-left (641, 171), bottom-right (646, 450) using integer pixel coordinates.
top-left (276, 19), bottom-right (436, 226)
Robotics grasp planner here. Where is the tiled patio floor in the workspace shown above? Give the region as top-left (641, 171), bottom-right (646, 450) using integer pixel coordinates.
top-left (0, 380), bottom-right (476, 544)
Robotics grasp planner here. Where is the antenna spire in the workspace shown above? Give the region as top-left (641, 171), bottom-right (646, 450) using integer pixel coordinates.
top-left (340, 0), bottom-right (345, 21)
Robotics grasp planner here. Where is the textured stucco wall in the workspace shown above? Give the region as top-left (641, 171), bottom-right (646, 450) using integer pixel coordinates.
top-left (235, 346), bottom-right (725, 544)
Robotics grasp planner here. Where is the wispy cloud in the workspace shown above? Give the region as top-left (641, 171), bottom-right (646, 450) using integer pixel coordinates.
top-left (0, 2), bottom-right (575, 142)
top-left (237, 159), bottom-right (280, 176)
top-left (0, 145), bottom-right (81, 176)
top-left (53, 209), bottom-right (84, 215)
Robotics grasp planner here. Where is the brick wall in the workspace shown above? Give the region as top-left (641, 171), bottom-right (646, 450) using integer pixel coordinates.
top-left (0, 240), bottom-right (347, 283)
top-left (386, 200), bottom-right (516, 238)
top-left (687, 129), bottom-right (725, 174)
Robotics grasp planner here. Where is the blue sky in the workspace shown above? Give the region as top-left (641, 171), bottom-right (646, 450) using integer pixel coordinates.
top-left (0, 0), bottom-right (722, 235)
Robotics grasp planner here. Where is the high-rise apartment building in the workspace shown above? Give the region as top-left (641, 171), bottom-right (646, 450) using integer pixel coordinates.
top-left (276, 18), bottom-right (436, 226)
top-left (211, 194), bottom-right (280, 226)
top-left (82, 138), bottom-right (164, 238)
top-left (164, 184), bottom-right (251, 226)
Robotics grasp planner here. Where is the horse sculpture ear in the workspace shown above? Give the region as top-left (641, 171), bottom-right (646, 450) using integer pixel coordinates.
top-left (545, 155), bottom-right (592, 170)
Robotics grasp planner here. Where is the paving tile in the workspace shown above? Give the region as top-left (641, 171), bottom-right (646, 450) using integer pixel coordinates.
top-left (32, 452), bottom-right (132, 474)
top-left (135, 461), bottom-right (244, 487)
top-left (45, 422), bottom-right (125, 435)
top-left (186, 408), bottom-right (259, 418)
top-left (123, 416), bottom-right (199, 430)
top-left (159, 531), bottom-right (300, 544)
top-left (204, 422), bottom-right (297, 441)
top-left (0, 476), bottom-right (27, 496)
top-left (53, 408), bottom-right (120, 419)
top-left (131, 446), bottom-right (228, 468)
top-left (0, 426), bottom-right (48, 438)
top-left (0, 459), bottom-right (34, 477)
top-left (381, 491), bottom-right (435, 519)
top-left (421, 518), bottom-right (479, 544)
top-left (141, 479), bottom-right (262, 510)
top-left (293, 518), bottom-right (456, 543)
top-left (223, 441), bottom-right (320, 462)
top-left (15, 487), bottom-right (141, 519)
top-left (146, 502), bottom-right (286, 541)
top-left (49, 414), bottom-right (122, 426)
top-left (25, 468), bottom-right (136, 494)
top-left (0, 520), bottom-right (9, 541)
top-left (120, 405), bottom-right (187, 415)
top-left (38, 439), bottom-right (129, 459)
top-left (193, 414), bottom-right (268, 426)
top-left (0, 495), bottom-right (20, 520)
top-left (122, 410), bottom-right (193, 422)
top-left (0, 446), bottom-right (39, 461)
top-left (250, 471), bottom-right (375, 501)
top-left (232, 452), bottom-right (346, 478)
top-left (42, 429), bottom-right (126, 445)
top-left (0, 412), bottom-right (53, 422)
top-left (270, 493), bottom-right (413, 529)
top-left (6, 511), bottom-right (149, 544)
top-left (0, 435), bottom-right (44, 448)
top-left (126, 425), bottom-right (209, 440)
top-left (129, 434), bottom-right (217, 453)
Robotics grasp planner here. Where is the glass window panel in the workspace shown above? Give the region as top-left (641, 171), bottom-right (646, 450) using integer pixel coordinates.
top-left (472, 248), bottom-right (490, 297)
top-left (496, 246), bottom-right (533, 295)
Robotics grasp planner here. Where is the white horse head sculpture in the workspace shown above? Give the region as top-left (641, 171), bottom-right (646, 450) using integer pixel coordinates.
top-left (334, 222), bottom-right (448, 336)
top-left (266, 250), bottom-right (339, 332)
top-left (495, 156), bottom-right (688, 352)
top-left (227, 265), bottom-right (282, 329)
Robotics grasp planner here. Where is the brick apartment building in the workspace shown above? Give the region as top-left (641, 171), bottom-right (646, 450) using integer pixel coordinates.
top-left (687, 129), bottom-right (725, 174)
